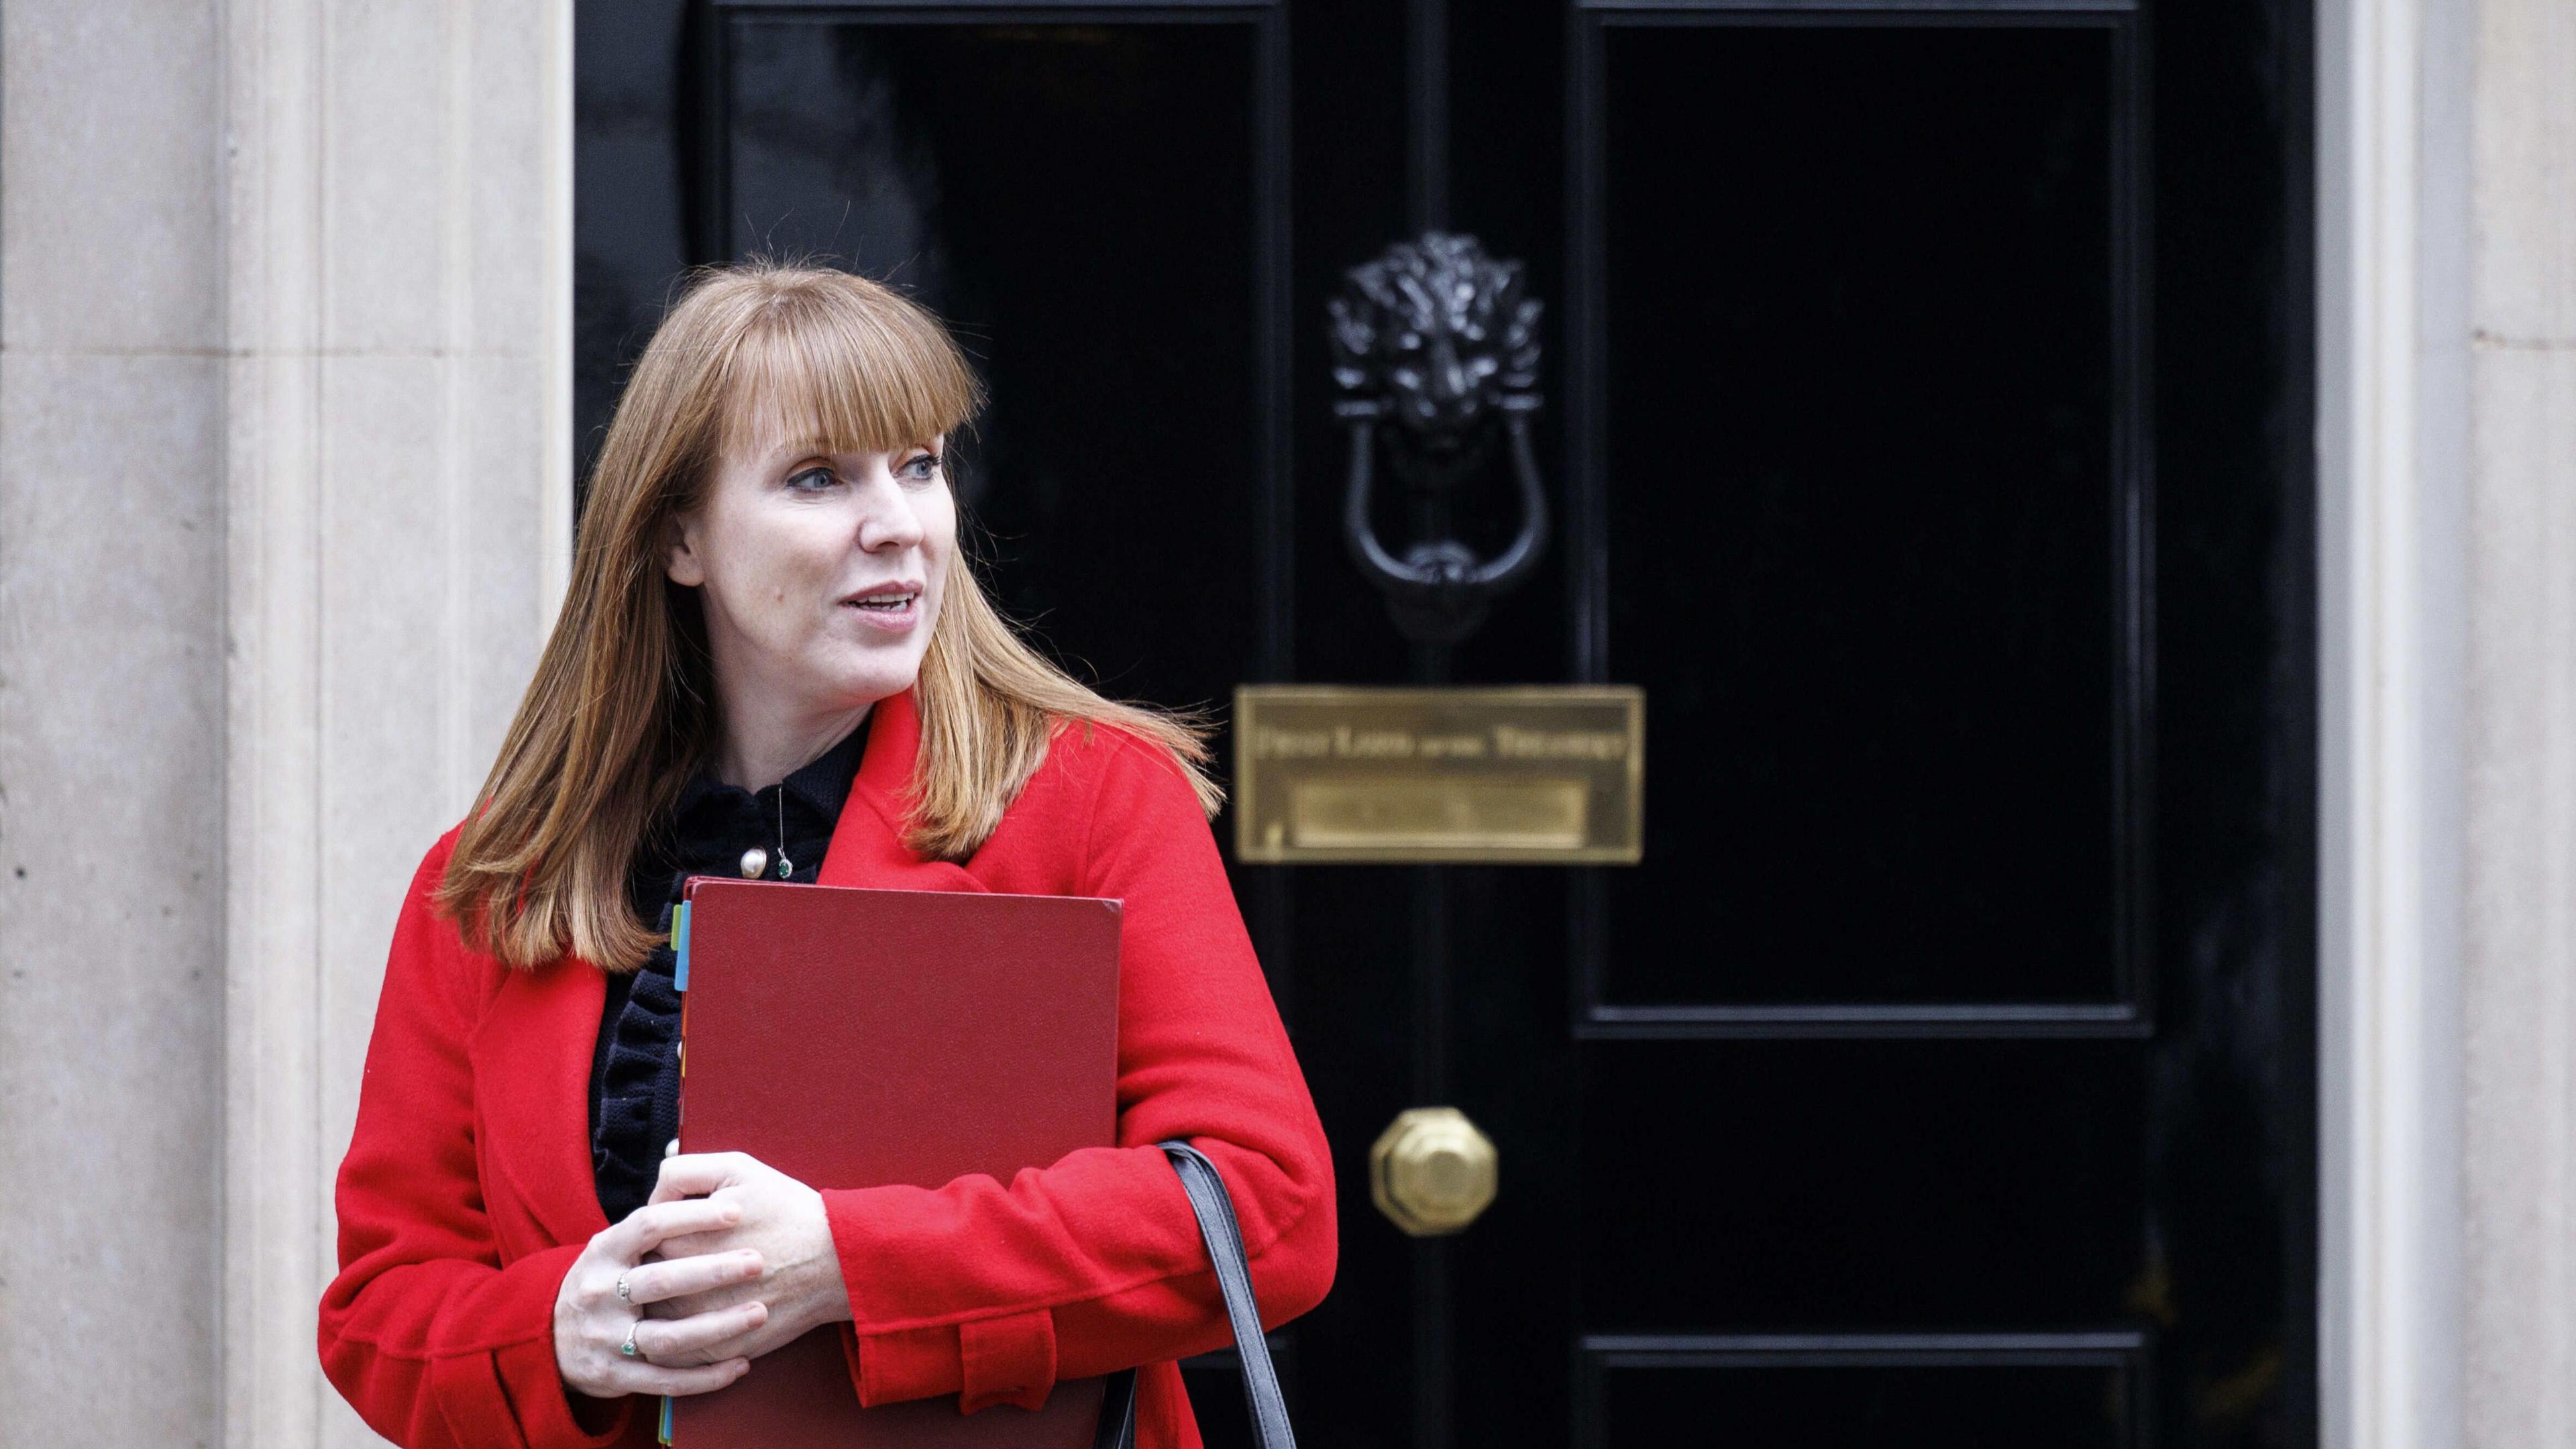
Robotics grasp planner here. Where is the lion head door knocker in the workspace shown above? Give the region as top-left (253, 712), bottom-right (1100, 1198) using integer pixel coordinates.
top-left (1328, 232), bottom-right (1550, 646)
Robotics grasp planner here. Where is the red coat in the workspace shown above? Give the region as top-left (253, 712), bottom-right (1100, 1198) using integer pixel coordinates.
top-left (319, 691), bottom-right (1338, 1449)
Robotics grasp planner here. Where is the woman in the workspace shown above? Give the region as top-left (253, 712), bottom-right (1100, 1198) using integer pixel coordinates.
top-left (319, 262), bottom-right (1336, 1449)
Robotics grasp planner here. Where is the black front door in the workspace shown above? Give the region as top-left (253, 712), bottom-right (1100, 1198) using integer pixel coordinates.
top-left (577, 3), bottom-right (2317, 1446)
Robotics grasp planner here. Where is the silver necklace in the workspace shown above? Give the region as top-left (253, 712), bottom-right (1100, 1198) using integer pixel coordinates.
top-left (737, 785), bottom-right (793, 881)
top-left (773, 784), bottom-right (793, 880)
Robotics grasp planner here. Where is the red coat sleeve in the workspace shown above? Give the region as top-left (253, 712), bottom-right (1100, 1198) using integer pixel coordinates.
top-left (317, 835), bottom-right (633, 1449)
top-left (821, 733), bottom-right (1338, 1413)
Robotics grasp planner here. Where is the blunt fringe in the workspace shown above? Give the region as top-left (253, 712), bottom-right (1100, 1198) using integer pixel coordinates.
top-left (439, 260), bottom-right (1220, 971)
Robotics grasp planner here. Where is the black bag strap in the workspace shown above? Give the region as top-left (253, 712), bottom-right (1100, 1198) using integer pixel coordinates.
top-left (1089, 1141), bottom-right (1299, 1449)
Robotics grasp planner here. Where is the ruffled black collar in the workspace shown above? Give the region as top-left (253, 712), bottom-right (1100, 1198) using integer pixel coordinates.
top-left (631, 712), bottom-right (873, 904)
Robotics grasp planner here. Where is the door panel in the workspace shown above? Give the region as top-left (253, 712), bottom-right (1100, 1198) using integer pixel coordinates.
top-left (1580, 1042), bottom-right (2138, 1322)
top-left (1579, 1339), bottom-right (2145, 1449)
top-left (1589, 17), bottom-right (2139, 1022)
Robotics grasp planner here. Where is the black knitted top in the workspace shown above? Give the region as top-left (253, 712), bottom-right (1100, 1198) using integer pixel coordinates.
top-left (587, 715), bottom-right (872, 1226)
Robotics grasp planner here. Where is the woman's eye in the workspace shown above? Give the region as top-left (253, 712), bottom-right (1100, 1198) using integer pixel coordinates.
top-left (902, 453), bottom-right (943, 481)
top-left (786, 466), bottom-right (837, 491)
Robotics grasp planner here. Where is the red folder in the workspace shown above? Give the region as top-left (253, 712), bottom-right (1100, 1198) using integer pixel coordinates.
top-left (668, 878), bottom-right (1124, 1449)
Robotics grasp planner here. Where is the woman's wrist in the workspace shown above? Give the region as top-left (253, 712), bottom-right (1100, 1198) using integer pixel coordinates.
top-left (802, 1185), bottom-right (856, 1325)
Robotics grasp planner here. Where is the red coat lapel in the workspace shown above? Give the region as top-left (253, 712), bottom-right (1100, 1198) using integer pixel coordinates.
top-left (818, 690), bottom-right (988, 894)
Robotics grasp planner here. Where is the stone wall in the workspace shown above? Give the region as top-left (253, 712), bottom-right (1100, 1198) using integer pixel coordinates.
top-left (224, 3), bottom-right (572, 1444)
top-left (2461, 1), bottom-right (2576, 1444)
top-left (0, 2), bottom-right (569, 1445)
top-left (0, 2), bottom-right (229, 1442)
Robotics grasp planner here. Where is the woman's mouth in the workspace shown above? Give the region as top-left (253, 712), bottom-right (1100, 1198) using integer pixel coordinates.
top-left (841, 586), bottom-right (922, 632)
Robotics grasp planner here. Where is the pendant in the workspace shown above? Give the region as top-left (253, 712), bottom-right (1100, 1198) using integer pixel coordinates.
top-left (776, 851), bottom-right (794, 880)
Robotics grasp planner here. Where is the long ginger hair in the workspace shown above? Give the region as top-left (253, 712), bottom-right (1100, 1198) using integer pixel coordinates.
top-left (439, 262), bottom-right (1218, 971)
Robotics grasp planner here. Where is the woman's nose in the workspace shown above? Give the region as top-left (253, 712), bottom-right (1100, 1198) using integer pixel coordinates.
top-left (856, 466), bottom-right (926, 551)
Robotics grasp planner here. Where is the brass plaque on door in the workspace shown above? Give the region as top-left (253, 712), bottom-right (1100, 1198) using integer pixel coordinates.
top-left (1233, 686), bottom-right (1644, 864)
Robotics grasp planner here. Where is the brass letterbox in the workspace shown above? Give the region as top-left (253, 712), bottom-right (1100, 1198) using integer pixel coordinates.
top-left (1232, 685), bottom-right (1644, 865)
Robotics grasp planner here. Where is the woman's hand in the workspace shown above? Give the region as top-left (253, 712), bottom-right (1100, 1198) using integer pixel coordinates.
top-left (553, 1195), bottom-right (772, 1401)
top-left (638, 1152), bottom-right (851, 1365)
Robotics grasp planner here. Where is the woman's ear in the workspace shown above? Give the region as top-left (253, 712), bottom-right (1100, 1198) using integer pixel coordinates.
top-left (663, 513), bottom-right (706, 588)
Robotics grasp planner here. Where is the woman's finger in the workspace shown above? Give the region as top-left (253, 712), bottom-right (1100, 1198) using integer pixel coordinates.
top-left (608, 1195), bottom-right (742, 1261)
top-left (635, 1299), bottom-right (769, 1362)
top-left (623, 1249), bottom-right (765, 1308)
top-left (601, 1356), bottom-right (751, 1399)
top-left (649, 1151), bottom-right (754, 1206)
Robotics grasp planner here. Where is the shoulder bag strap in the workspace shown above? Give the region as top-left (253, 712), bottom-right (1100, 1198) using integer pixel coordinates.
top-left (1090, 1141), bottom-right (1300, 1449)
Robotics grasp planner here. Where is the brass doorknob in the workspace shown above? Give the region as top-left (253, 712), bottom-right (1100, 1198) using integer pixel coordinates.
top-left (1369, 1106), bottom-right (1498, 1236)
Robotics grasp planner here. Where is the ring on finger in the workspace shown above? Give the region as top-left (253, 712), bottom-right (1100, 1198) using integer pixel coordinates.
top-left (620, 1318), bottom-right (642, 1358)
top-left (614, 1273), bottom-right (633, 1303)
